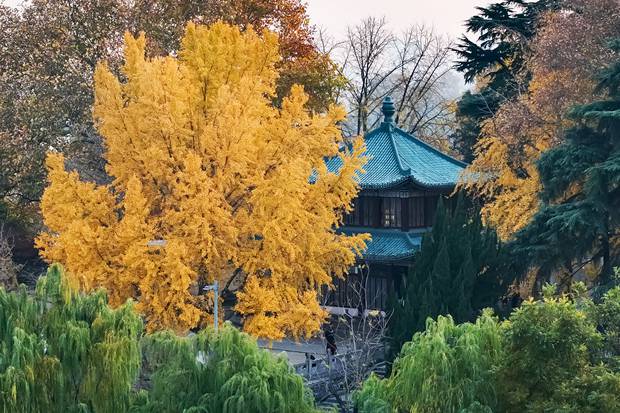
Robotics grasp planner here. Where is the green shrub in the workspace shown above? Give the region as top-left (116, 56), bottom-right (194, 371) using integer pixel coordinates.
top-left (351, 374), bottom-right (390, 413)
top-left (360, 287), bottom-right (620, 413)
top-left (497, 286), bottom-right (620, 413)
top-left (590, 285), bottom-right (620, 361)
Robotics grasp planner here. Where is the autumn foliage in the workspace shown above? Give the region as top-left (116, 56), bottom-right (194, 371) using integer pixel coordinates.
top-left (36, 22), bottom-right (367, 339)
top-left (460, 0), bottom-right (620, 239)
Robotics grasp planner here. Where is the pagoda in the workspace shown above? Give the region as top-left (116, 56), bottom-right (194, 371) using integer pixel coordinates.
top-left (323, 97), bottom-right (466, 312)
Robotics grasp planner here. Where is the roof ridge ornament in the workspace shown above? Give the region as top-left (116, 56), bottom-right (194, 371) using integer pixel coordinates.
top-left (381, 96), bottom-right (396, 125)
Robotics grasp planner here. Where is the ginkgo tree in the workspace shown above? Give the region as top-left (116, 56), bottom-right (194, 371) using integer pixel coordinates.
top-left (36, 22), bottom-right (367, 339)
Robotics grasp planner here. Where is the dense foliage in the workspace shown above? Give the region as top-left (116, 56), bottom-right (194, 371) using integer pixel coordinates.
top-left (391, 312), bottom-right (503, 413)
top-left (132, 327), bottom-right (318, 413)
top-left (357, 313), bottom-right (504, 413)
top-left (0, 265), bottom-right (322, 412)
top-left (0, 0), bottom-right (342, 244)
top-left (0, 264), bottom-right (142, 412)
top-left (389, 195), bottom-right (505, 355)
top-left (36, 23), bottom-right (367, 338)
top-left (498, 285), bottom-right (620, 412)
top-left (356, 284), bottom-right (620, 413)
top-left (513, 38), bottom-right (620, 288)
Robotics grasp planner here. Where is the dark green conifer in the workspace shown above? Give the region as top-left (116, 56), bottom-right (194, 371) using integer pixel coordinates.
top-left (451, 0), bottom-right (561, 160)
top-left (432, 237), bottom-right (452, 313)
top-left (389, 194), bottom-right (506, 356)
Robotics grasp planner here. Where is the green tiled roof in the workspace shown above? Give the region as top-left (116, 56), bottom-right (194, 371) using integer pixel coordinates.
top-left (340, 227), bottom-right (423, 262)
top-left (326, 97), bottom-right (467, 190)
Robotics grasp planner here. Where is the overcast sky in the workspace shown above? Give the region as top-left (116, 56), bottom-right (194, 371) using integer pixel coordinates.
top-left (305, 0), bottom-right (494, 92)
top-left (306, 0), bottom-right (492, 41)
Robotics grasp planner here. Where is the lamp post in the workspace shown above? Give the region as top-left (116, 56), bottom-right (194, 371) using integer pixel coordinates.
top-left (147, 239), bottom-right (219, 333)
top-left (203, 281), bottom-right (219, 333)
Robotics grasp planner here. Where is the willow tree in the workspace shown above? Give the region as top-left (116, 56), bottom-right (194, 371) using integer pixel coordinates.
top-left (355, 312), bottom-right (503, 413)
top-left (0, 264), bottom-right (142, 413)
top-left (132, 325), bottom-right (319, 413)
top-left (37, 22), bottom-right (367, 339)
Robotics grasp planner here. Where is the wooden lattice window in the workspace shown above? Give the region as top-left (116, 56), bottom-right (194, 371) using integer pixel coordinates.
top-left (382, 197), bottom-right (401, 228)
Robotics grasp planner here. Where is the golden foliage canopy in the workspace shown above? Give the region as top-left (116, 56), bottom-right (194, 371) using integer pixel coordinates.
top-left (37, 22), bottom-right (367, 339)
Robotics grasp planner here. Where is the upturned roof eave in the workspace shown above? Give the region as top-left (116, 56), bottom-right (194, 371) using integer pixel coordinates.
top-left (338, 226), bottom-right (424, 262)
top-left (357, 175), bottom-right (459, 192)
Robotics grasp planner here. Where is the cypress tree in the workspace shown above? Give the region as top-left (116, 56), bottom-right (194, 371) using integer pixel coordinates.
top-left (389, 195), bottom-right (505, 356)
top-left (432, 237), bottom-right (452, 315)
top-left (454, 251), bottom-right (476, 321)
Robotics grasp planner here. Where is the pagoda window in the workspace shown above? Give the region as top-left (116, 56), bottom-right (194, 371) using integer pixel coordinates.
top-left (343, 197), bottom-right (380, 227)
top-left (382, 197), bottom-right (401, 228)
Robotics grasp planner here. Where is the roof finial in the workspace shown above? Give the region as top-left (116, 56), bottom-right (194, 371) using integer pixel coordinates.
top-left (382, 96), bottom-right (396, 125)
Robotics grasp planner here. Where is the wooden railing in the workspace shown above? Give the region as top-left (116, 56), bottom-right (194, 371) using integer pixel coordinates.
top-left (292, 347), bottom-right (387, 409)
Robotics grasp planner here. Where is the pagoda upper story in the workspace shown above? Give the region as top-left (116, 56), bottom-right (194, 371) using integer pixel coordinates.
top-left (328, 97), bottom-right (467, 263)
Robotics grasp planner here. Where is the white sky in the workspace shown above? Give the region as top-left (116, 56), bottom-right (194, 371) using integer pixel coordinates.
top-left (306, 0), bottom-right (493, 41)
top-left (1, 0), bottom-right (21, 7)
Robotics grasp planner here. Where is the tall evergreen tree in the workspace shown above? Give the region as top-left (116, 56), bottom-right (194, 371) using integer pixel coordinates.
top-left (512, 39), bottom-right (620, 290)
top-left (453, 0), bottom-right (560, 86)
top-left (389, 195), bottom-right (506, 355)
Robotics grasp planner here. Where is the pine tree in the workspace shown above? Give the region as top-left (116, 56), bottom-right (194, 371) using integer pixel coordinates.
top-left (389, 194), bottom-right (505, 355)
top-left (458, 0), bottom-right (620, 239)
top-left (453, 0), bottom-right (560, 86)
top-left (451, 0), bottom-right (560, 162)
top-left (512, 39), bottom-right (620, 289)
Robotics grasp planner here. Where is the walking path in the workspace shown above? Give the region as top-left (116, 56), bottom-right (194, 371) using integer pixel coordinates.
top-left (257, 337), bottom-right (326, 364)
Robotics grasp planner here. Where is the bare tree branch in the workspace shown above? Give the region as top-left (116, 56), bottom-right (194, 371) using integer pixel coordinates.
top-left (337, 18), bottom-right (455, 145)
